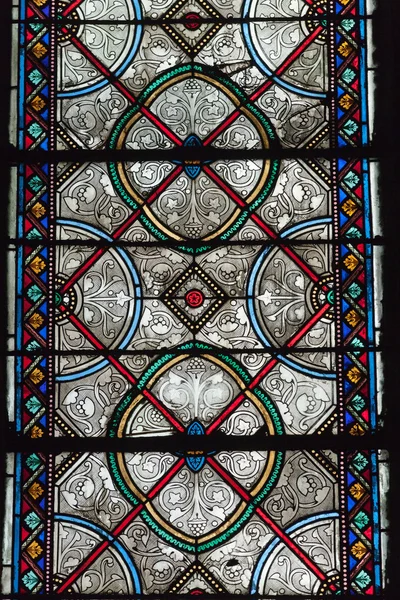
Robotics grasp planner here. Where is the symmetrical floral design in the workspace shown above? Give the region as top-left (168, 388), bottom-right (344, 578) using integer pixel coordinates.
top-left (6, 0), bottom-right (383, 597)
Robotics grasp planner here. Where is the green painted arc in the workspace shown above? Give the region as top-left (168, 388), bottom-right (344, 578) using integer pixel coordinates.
top-left (107, 342), bottom-right (285, 552)
top-left (107, 64), bottom-right (281, 253)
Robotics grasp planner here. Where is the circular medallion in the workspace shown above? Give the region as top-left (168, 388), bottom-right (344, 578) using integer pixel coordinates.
top-left (108, 65), bottom-right (280, 250)
top-left (108, 347), bottom-right (283, 552)
top-left (185, 289), bottom-right (205, 308)
top-left (184, 13), bottom-right (201, 29)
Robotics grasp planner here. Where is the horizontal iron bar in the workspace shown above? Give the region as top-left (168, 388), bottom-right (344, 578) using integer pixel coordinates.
top-left (13, 15), bottom-right (375, 24)
top-left (6, 146), bottom-right (381, 164)
top-left (6, 237), bottom-right (386, 247)
top-left (1, 346), bottom-right (383, 356)
top-left (0, 595), bottom-right (390, 600)
top-left (4, 431), bottom-right (387, 452)
top-left (50, 0), bottom-right (359, 18)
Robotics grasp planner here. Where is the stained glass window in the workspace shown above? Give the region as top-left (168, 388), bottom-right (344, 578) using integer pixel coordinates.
top-left (1, 0), bottom-right (389, 597)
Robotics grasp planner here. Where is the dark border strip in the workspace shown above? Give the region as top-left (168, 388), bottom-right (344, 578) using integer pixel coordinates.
top-left (12, 15), bottom-right (376, 24)
top-left (0, 594), bottom-right (389, 600)
top-left (0, 346), bottom-right (385, 356)
top-left (5, 237), bottom-right (386, 246)
top-left (5, 147), bottom-right (383, 162)
top-left (375, 0), bottom-right (400, 597)
top-left (3, 432), bottom-right (387, 453)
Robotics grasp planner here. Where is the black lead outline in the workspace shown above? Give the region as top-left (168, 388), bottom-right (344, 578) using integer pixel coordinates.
top-left (0, 0), bottom-right (398, 598)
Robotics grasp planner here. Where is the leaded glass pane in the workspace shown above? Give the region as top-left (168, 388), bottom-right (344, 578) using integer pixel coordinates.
top-left (1, 0), bottom-right (387, 596)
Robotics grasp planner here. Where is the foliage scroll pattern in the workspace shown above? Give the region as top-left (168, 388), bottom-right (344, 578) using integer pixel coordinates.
top-left (8, 0), bottom-right (383, 597)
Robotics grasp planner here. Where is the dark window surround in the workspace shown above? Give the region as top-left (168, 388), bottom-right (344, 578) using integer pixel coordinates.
top-left (0, 2), bottom-right (398, 599)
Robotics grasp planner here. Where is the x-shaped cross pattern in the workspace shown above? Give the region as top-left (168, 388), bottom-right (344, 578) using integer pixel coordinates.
top-left (53, 0), bottom-right (336, 594)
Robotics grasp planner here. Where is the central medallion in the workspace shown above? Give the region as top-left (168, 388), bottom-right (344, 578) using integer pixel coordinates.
top-left (161, 264), bottom-right (226, 332)
top-left (160, 0), bottom-right (223, 57)
top-left (185, 289), bottom-right (205, 308)
top-left (108, 350), bottom-right (284, 552)
top-left (183, 12), bottom-right (201, 30)
top-left (108, 65), bottom-right (279, 247)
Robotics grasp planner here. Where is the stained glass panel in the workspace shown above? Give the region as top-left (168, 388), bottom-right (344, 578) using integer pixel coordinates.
top-left (1, 0), bottom-right (387, 596)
